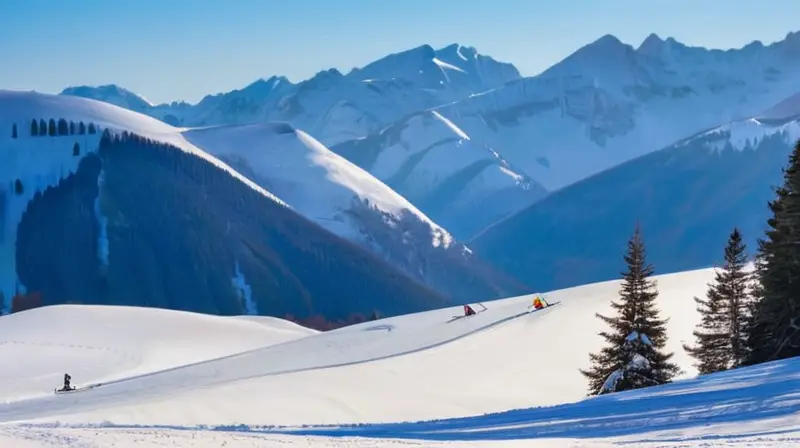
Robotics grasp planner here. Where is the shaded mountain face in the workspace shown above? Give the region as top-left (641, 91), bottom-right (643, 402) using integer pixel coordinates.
top-left (13, 132), bottom-right (449, 323)
top-left (470, 116), bottom-right (800, 292)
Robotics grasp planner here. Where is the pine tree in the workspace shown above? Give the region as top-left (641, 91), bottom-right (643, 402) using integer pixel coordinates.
top-left (69, 121), bottom-right (76, 135)
top-left (30, 119), bottom-right (38, 136)
top-left (57, 118), bottom-right (69, 135)
top-left (12, 123), bottom-right (17, 139)
top-left (580, 225), bottom-right (679, 395)
top-left (746, 139), bottom-right (800, 364)
top-left (72, 142), bottom-right (80, 156)
top-left (39, 119), bottom-right (46, 135)
top-left (684, 228), bottom-right (751, 373)
top-left (683, 292), bottom-right (729, 374)
top-left (14, 179), bottom-right (23, 195)
top-left (88, 123), bottom-right (96, 134)
top-left (78, 121), bottom-right (86, 135)
top-left (724, 228), bottom-right (752, 367)
top-left (48, 119), bottom-right (56, 136)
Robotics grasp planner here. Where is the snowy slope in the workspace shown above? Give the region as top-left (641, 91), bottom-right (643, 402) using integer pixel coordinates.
top-left (182, 122), bottom-right (527, 301)
top-left (0, 305), bottom-right (316, 402)
top-left (183, 122), bottom-right (453, 246)
top-left (0, 267), bottom-right (724, 424)
top-left (332, 110), bottom-right (546, 239)
top-left (0, 90), bottom-right (290, 313)
top-left (1, 267), bottom-right (798, 447)
top-left (434, 32), bottom-right (800, 192)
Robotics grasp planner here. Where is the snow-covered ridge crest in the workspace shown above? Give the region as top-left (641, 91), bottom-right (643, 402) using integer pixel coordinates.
top-left (182, 121), bottom-right (455, 250)
top-left (0, 90), bottom-right (289, 208)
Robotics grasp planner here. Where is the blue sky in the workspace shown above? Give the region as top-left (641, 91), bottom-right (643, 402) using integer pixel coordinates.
top-left (1, 0), bottom-right (798, 104)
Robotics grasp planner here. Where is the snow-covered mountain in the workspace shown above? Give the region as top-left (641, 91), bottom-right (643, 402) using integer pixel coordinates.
top-left (182, 122), bottom-right (526, 301)
top-left (62, 44), bottom-right (519, 147)
top-left (0, 90), bottom-right (452, 322)
top-left (471, 96), bottom-right (800, 292)
top-left (433, 31), bottom-right (800, 192)
top-left (60, 32), bottom-right (800, 241)
top-left (60, 85), bottom-right (155, 114)
top-left (331, 110), bottom-right (546, 239)
top-left (348, 43), bottom-right (520, 98)
top-left (1, 267), bottom-right (798, 446)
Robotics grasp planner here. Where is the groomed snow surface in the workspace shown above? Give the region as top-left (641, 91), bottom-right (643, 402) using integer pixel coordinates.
top-left (0, 267), bottom-right (798, 447)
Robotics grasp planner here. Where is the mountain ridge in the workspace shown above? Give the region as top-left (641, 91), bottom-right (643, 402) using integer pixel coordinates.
top-left (0, 90), bottom-right (452, 324)
top-left (470, 97), bottom-right (800, 291)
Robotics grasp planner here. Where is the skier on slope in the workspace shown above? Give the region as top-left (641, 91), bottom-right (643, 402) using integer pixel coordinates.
top-left (464, 304), bottom-right (477, 316)
top-left (62, 373), bottom-right (72, 391)
top-left (533, 296), bottom-right (546, 310)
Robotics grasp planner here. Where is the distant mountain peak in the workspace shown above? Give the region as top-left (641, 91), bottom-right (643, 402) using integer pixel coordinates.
top-left (592, 34), bottom-right (625, 48)
top-left (572, 33), bottom-right (630, 60)
top-left (241, 76), bottom-right (291, 94)
top-left (637, 33), bottom-right (664, 54)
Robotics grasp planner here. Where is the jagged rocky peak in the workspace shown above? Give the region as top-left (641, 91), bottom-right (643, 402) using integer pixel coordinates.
top-left (778, 30), bottom-right (800, 59)
top-left (565, 33), bottom-right (632, 64)
top-left (239, 76), bottom-right (292, 96)
top-left (349, 44), bottom-right (438, 81)
top-left (637, 33), bottom-right (665, 55)
top-left (309, 68), bottom-right (345, 83)
top-left (436, 43), bottom-right (477, 60)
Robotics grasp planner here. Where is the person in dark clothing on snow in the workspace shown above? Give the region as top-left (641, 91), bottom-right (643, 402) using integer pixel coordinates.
top-left (464, 304), bottom-right (476, 316)
top-left (63, 373), bottom-right (72, 391)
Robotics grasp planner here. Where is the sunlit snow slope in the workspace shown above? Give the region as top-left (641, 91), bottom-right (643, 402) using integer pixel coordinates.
top-left (181, 121), bottom-right (527, 302)
top-left (0, 305), bottom-right (316, 402)
top-left (1, 267), bottom-right (721, 425)
top-left (1, 266), bottom-right (797, 447)
top-left (182, 122), bottom-right (453, 247)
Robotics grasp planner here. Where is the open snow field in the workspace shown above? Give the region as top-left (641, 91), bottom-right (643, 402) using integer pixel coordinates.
top-left (0, 267), bottom-right (798, 447)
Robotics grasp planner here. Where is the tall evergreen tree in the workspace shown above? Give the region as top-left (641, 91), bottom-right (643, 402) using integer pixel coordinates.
top-left (39, 119), bottom-right (46, 135)
top-left (684, 228), bottom-right (751, 373)
top-left (30, 119), bottom-right (38, 136)
top-left (48, 119), bottom-right (56, 136)
top-left (12, 123), bottom-right (17, 139)
top-left (69, 121), bottom-right (76, 135)
top-left (724, 228), bottom-right (752, 366)
top-left (88, 123), bottom-right (96, 134)
top-left (78, 121), bottom-right (86, 135)
top-left (746, 139), bottom-right (800, 364)
top-left (581, 225), bottom-right (678, 395)
top-left (72, 142), bottom-right (80, 156)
